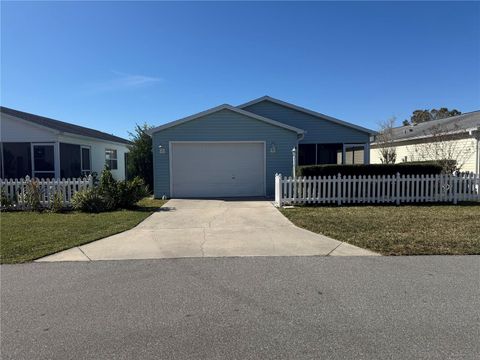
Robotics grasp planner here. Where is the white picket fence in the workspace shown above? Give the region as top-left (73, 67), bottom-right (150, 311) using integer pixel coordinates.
top-left (1, 175), bottom-right (93, 209)
top-left (275, 173), bottom-right (480, 206)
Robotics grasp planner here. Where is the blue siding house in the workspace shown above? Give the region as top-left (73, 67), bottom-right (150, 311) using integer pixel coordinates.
top-left (149, 96), bottom-right (375, 199)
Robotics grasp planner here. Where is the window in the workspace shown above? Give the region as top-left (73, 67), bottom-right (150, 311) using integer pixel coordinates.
top-left (60, 143), bottom-right (81, 178)
top-left (298, 143), bottom-right (342, 166)
top-left (344, 145), bottom-right (365, 165)
top-left (105, 149), bottom-right (118, 170)
top-left (81, 147), bottom-right (91, 175)
top-left (32, 144), bottom-right (55, 179)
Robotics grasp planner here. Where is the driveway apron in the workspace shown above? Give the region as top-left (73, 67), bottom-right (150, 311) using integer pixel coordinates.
top-left (37, 199), bottom-right (378, 261)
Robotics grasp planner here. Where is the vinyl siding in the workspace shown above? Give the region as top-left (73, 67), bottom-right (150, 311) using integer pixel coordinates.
top-left (151, 109), bottom-right (298, 198)
top-left (370, 137), bottom-right (479, 173)
top-left (242, 100), bottom-right (370, 144)
top-left (1, 113), bottom-right (129, 180)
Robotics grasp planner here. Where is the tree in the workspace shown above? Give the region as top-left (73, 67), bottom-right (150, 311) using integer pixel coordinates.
top-left (376, 117), bottom-right (397, 164)
top-left (127, 124), bottom-right (153, 192)
top-left (403, 108), bottom-right (461, 126)
top-left (408, 123), bottom-right (474, 173)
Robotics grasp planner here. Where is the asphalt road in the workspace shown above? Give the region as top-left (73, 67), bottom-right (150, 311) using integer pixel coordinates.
top-left (1, 256), bottom-right (479, 360)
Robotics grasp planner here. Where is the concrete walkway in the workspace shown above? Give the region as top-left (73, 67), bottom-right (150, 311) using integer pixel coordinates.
top-left (37, 199), bottom-right (378, 262)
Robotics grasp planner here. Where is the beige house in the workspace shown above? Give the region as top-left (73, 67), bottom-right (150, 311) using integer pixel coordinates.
top-left (371, 111), bottom-right (480, 173)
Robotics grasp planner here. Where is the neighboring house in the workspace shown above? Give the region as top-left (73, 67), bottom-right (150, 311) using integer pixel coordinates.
top-left (149, 96), bottom-right (375, 198)
top-left (370, 111), bottom-right (480, 173)
top-left (0, 107), bottom-right (130, 180)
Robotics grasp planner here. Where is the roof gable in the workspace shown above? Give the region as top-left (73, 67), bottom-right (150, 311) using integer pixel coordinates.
top-left (148, 104), bottom-right (304, 135)
top-left (238, 96), bottom-right (376, 135)
top-left (0, 106), bottom-right (131, 145)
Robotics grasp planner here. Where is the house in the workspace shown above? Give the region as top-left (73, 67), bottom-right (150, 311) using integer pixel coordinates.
top-left (370, 111), bottom-right (480, 173)
top-left (149, 96), bottom-right (375, 198)
top-left (0, 107), bottom-right (130, 180)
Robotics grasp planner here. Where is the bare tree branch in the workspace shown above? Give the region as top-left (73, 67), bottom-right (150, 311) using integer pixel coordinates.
top-left (376, 117), bottom-right (397, 164)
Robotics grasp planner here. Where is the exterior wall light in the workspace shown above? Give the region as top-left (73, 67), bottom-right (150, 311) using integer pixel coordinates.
top-left (158, 145), bottom-right (166, 154)
top-left (269, 143), bottom-right (276, 153)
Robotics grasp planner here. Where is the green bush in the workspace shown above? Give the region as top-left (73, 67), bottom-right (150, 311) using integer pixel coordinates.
top-left (98, 168), bottom-right (121, 210)
top-left (0, 187), bottom-right (15, 210)
top-left (296, 162), bottom-right (445, 177)
top-left (72, 169), bottom-right (148, 213)
top-left (71, 188), bottom-right (106, 213)
top-left (116, 177), bottom-right (149, 209)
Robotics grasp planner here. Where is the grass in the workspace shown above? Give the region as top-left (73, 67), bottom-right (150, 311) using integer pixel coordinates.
top-left (281, 204), bottom-right (480, 255)
top-left (0, 197), bottom-right (167, 264)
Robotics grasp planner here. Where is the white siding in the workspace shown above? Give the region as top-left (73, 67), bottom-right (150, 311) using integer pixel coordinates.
top-left (371, 137), bottom-right (479, 173)
top-left (57, 134), bottom-right (129, 180)
top-left (1, 113), bottom-right (129, 180)
top-left (1, 114), bottom-right (57, 142)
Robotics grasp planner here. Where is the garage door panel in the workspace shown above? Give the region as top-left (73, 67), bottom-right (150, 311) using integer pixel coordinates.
top-left (171, 142), bottom-right (265, 198)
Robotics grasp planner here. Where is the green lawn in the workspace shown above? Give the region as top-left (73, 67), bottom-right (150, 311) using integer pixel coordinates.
top-left (0, 197), bottom-right (166, 264)
top-left (281, 204), bottom-right (480, 255)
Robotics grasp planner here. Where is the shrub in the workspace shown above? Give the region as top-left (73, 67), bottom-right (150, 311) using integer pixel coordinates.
top-left (296, 162), bottom-right (444, 177)
top-left (71, 188), bottom-right (106, 213)
top-left (72, 169), bottom-right (149, 213)
top-left (98, 168), bottom-right (121, 210)
top-left (24, 179), bottom-right (42, 211)
top-left (116, 177), bottom-right (149, 209)
top-left (0, 187), bottom-right (15, 210)
top-left (49, 189), bottom-right (65, 213)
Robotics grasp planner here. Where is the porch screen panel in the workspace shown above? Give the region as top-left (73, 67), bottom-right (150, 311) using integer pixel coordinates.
top-left (60, 143), bottom-right (81, 178)
top-left (2, 142), bottom-right (32, 178)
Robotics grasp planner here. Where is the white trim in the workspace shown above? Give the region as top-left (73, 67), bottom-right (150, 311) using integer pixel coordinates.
top-left (168, 141), bottom-right (267, 198)
top-left (80, 145), bottom-right (92, 175)
top-left (238, 96), bottom-right (377, 135)
top-left (148, 104), bottom-right (304, 135)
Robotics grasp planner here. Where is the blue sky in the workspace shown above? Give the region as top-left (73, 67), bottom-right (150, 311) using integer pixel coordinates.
top-left (2, 1), bottom-right (479, 138)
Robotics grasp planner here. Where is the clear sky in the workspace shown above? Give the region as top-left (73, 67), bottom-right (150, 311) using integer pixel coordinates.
top-left (1, 1), bottom-right (479, 139)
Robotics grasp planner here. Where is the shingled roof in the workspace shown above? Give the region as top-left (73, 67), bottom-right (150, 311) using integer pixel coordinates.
top-left (390, 110), bottom-right (480, 143)
top-left (1, 106), bottom-right (131, 145)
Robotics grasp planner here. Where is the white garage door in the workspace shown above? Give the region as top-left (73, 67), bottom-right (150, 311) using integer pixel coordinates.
top-left (170, 142), bottom-right (265, 198)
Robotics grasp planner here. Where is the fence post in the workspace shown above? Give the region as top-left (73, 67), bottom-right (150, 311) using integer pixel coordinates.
top-left (396, 172), bottom-right (401, 205)
top-left (453, 175), bottom-right (458, 205)
top-left (337, 173), bottom-right (342, 206)
top-left (275, 173), bottom-right (282, 207)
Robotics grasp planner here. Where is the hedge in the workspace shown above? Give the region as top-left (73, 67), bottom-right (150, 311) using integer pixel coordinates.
top-left (296, 162), bottom-right (447, 177)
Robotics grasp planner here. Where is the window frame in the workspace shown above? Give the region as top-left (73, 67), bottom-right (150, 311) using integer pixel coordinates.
top-left (81, 146), bottom-right (92, 176)
top-left (342, 143), bottom-right (368, 165)
top-left (105, 148), bottom-right (118, 170)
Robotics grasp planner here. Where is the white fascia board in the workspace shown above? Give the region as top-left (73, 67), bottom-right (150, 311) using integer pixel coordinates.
top-left (238, 96), bottom-right (377, 135)
top-left (148, 104), bottom-right (305, 135)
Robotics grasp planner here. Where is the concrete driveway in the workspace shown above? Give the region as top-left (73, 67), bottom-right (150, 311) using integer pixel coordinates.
top-left (37, 199), bottom-right (377, 262)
